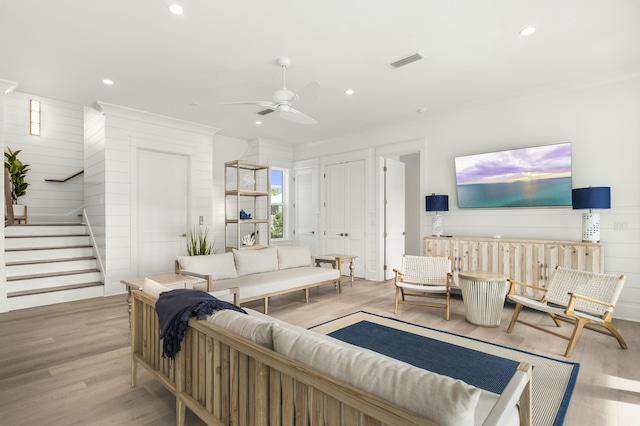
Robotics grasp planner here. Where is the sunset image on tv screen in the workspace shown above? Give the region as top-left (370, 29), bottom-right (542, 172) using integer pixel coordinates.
top-left (455, 142), bottom-right (572, 208)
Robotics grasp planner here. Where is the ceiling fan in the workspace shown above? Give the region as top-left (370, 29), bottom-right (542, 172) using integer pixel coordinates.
top-left (223, 57), bottom-right (320, 125)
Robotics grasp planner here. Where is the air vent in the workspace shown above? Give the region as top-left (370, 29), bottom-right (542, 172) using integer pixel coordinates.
top-left (257, 109), bottom-right (274, 116)
top-left (388, 52), bottom-right (425, 69)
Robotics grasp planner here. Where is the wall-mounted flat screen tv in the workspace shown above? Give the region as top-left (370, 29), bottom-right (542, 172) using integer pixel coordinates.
top-left (455, 142), bottom-right (572, 208)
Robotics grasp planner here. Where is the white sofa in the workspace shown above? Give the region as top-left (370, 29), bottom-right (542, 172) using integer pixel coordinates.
top-left (132, 280), bottom-right (532, 426)
top-left (175, 246), bottom-right (341, 313)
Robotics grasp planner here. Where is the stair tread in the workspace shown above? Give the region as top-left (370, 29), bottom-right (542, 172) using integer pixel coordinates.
top-left (5, 234), bottom-right (89, 238)
top-left (6, 256), bottom-right (96, 267)
top-left (8, 281), bottom-right (103, 298)
top-left (6, 223), bottom-right (86, 226)
top-left (7, 269), bottom-right (100, 281)
top-left (5, 245), bottom-right (93, 252)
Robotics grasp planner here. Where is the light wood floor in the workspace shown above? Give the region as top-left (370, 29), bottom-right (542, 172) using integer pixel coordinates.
top-left (0, 279), bottom-right (638, 425)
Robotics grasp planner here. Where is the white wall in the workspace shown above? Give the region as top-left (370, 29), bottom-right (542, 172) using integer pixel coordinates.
top-left (0, 79), bottom-right (19, 313)
top-left (94, 102), bottom-right (219, 295)
top-left (3, 92), bottom-right (85, 222)
top-left (295, 77), bottom-right (640, 321)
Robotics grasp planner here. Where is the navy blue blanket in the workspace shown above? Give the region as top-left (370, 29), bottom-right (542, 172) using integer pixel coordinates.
top-left (156, 289), bottom-right (246, 359)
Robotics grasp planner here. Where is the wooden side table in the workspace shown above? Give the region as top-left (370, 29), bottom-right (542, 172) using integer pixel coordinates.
top-left (458, 271), bottom-right (510, 327)
top-left (314, 254), bottom-right (357, 291)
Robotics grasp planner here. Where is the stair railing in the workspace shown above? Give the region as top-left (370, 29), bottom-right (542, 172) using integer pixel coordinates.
top-left (83, 208), bottom-right (105, 284)
top-left (45, 170), bottom-right (84, 182)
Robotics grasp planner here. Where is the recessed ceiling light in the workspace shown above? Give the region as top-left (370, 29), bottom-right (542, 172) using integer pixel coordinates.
top-left (169, 4), bottom-right (183, 15)
top-left (345, 89), bottom-right (354, 95)
top-left (102, 79), bottom-right (114, 85)
top-left (255, 121), bottom-right (262, 125)
top-left (417, 108), bottom-right (427, 114)
top-left (520, 26), bottom-right (536, 36)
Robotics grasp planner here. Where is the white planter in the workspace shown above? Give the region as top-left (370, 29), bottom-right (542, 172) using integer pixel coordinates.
top-left (12, 204), bottom-right (26, 219)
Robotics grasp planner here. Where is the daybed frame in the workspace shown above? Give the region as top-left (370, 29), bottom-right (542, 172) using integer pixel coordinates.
top-left (130, 290), bottom-right (532, 425)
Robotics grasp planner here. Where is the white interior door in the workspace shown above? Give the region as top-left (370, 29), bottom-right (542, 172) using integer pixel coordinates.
top-left (293, 167), bottom-right (318, 255)
top-left (137, 149), bottom-right (188, 276)
top-left (384, 158), bottom-right (405, 280)
top-left (324, 160), bottom-right (366, 278)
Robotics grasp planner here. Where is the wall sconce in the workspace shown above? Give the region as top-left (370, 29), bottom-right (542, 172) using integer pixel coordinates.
top-left (426, 194), bottom-right (449, 237)
top-left (29, 99), bottom-right (41, 136)
top-left (572, 186), bottom-right (610, 243)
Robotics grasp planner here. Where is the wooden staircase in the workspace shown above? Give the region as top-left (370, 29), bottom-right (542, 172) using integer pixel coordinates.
top-left (4, 223), bottom-right (103, 310)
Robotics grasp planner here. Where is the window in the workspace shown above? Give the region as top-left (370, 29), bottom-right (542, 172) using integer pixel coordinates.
top-left (270, 168), bottom-right (286, 239)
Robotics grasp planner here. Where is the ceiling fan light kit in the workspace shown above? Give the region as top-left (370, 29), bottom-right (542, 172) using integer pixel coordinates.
top-left (223, 57), bottom-right (319, 125)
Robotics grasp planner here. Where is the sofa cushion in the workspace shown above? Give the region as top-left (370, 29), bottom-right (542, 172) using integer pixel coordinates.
top-left (272, 325), bottom-right (480, 426)
top-left (207, 309), bottom-right (275, 349)
top-left (277, 246), bottom-right (312, 269)
top-left (230, 267), bottom-right (340, 300)
top-left (232, 247), bottom-right (278, 276)
top-left (177, 252), bottom-right (238, 280)
top-left (141, 278), bottom-right (171, 299)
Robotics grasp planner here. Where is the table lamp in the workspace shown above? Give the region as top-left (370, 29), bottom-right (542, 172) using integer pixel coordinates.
top-left (572, 187), bottom-right (610, 242)
top-left (426, 194), bottom-right (449, 237)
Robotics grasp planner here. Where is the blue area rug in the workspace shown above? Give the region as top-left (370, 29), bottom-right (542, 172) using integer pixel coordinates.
top-left (311, 311), bottom-right (579, 426)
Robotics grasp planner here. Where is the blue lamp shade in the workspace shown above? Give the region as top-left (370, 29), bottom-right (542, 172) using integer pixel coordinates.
top-left (572, 187), bottom-right (611, 210)
top-left (426, 194), bottom-right (449, 212)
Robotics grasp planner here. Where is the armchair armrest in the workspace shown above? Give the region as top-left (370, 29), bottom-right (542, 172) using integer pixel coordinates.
top-left (566, 292), bottom-right (615, 316)
top-left (392, 268), bottom-right (403, 284)
top-left (483, 362), bottom-right (532, 426)
top-left (508, 280), bottom-right (547, 296)
top-left (175, 269), bottom-right (214, 292)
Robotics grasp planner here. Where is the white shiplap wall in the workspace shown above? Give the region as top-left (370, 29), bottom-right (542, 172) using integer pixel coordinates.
top-left (3, 92), bottom-right (85, 222)
top-left (84, 107), bottom-right (106, 268)
top-left (94, 102), bottom-right (219, 295)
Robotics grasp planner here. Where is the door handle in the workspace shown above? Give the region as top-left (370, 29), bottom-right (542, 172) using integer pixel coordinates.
top-left (344, 233), bottom-right (349, 237)
top-left (180, 233), bottom-right (187, 237)
top-left (337, 233), bottom-right (344, 236)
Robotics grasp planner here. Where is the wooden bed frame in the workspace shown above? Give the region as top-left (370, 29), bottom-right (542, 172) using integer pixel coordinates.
top-left (130, 290), bottom-right (532, 425)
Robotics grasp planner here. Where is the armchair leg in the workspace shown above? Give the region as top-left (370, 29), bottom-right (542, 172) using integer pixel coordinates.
top-left (507, 303), bottom-right (524, 333)
top-left (394, 287), bottom-right (400, 314)
top-left (548, 312), bottom-right (562, 327)
top-left (565, 318), bottom-right (587, 357)
top-left (603, 322), bottom-right (628, 350)
top-left (445, 291), bottom-right (450, 321)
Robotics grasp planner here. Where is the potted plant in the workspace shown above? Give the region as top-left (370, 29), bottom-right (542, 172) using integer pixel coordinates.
top-left (4, 147), bottom-right (29, 220)
top-left (186, 225), bottom-right (215, 256)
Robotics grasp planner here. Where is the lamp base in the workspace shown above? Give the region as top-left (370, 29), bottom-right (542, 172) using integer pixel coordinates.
top-left (582, 212), bottom-right (600, 243)
top-left (432, 213), bottom-right (443, 237)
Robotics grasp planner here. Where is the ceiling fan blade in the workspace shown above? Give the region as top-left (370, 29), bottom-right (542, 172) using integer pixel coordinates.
top-left (295, 80), bottom-right (320, 103)
top-left (279, 105), bottom-right (318, 125)
top-left (221, 101), bottom-right (276, 108)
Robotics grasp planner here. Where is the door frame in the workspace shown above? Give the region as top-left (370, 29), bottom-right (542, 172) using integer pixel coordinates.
top-left (374, 138), bottom-right (428, 281)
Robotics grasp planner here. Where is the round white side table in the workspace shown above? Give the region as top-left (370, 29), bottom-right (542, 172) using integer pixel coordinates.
top-left (458, 271), bottom-right (510, 327)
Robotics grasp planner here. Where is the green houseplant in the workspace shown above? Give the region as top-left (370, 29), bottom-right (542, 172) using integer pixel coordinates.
top-left (187, 225), bottom-right (215, 256)
top-left (4, 148), bottom-right (29, 220)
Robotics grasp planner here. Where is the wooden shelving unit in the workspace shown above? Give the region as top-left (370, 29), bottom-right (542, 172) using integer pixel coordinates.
top-left (224, 160), bottom-right (271, 251)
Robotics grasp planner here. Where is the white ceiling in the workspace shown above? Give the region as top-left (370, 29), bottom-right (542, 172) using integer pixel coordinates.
top-left (1, 1), bottom-right (639, 144)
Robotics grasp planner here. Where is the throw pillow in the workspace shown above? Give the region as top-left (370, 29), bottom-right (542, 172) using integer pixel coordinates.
top-left (232, 247), bottom-right (278, 276)
top-left (277, 246), bottom-right (312, 269)
top-left (141, 278), bottom-right (171, 299)
top-left (177, 252), bottom-right (238, 280)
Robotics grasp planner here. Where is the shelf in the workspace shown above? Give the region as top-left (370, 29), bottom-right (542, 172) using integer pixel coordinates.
top-left (225, 190), bottom-right (270, 197)
top-left (225, 219), bottom-right (269, 224)
top-left (224, 160), bottom-right (271, 250)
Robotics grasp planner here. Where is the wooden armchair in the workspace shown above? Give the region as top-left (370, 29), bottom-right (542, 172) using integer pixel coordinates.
top-left (393, 255), bottom-right (452, 320)
top-left (507, 266), bottom-right (627, 357)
